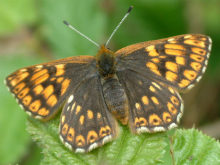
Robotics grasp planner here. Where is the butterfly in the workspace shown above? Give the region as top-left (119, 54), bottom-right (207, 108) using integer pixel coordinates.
top-left (5, 7), bottom-right (212, 153)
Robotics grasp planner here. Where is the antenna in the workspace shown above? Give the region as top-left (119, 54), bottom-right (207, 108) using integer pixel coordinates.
top-left (63, 6), bottom-right (133, 48)
top-left (105, 6), bottom-right (133, 47)
top-left (63, 20), bottom-right (100, 47)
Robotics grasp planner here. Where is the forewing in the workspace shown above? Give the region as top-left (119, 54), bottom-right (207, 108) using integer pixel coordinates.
top-left (117, 69), bottom-right (183, 134)
top-left (115, 34), bottom-right (212, 91)
top-left (59, 73), bottom-right (118, 153)
top-left (5, 56), bottom-right (96, 120)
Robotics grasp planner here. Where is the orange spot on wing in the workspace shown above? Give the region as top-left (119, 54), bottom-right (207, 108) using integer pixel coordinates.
top-left (57, 77), bottom-right (64, 83)
top-left (190, 54), bottom-right (204, 62)
top-left (170, 96), bottom-right (179, 106)
top-left (7, 76), bottom-right (13, 81)
top-left (191, 47), bottom-right (206, 56)
top-left (18, 87), bottom-right (29, 99)
top-left (50, 77), bottom-right (56, 81)
top-left (38, 108), bottom-right (49, 116)
top-left (76, 135), bottom-right (85, 147)
top-left (146, 62), bottom-right (161, 76)
top-left (167, 102), bottom-right (177, 116)
top-left (61, 79), bottom-right (70, 95)
top-left (62, 123), bottom-right (68, 135)
top-left (87, 110), bottom-right (94, 119)
top-left (99, 127), bottom-right (107, 138)
top-left (151, 58), bottom-right (160, 63)
top-left (10, 72), bottom-right (29, 86)
top-left (31, 69), bottom-right (47, 81)
top-left (134, 117), bottom-right (148, 127)
top-left (142, 96), bottom-right (149, 105)
top-left (191, 62), bottom-right (202, 71)
top-left (13, 82), bottom-right (25, 94)
top-left (33, 74), bottom-right (49, 86)
top-left (67, 127), bottom-right (75, 142)
top-left (166, 71), bottom-right (177, 82)
top-left (184, 70), bottom-right (197, 80)
top-left (87, 130), bottom-right (98, 144)
top-left (151, 96), bottom-right (159, 105)
top-left (79, 115), bottom-right (84, 125)
top-left (22, 95), bottom-right (32, 106)
top-left (99, 126), bottom-right (111, 138)
top-left (29, 100), bottom-right (41, 112)
top-left (166, 62), bottom-right (178, 73)
top-left (46, 95), bottom-right (57, 107)
top-left (33, 85), bottom-right (44, 95)
top-left (178, 79), bottom-right (190, 88)
top-left (75, 105), bottom-right (81, 114)
top-left (149, 114), bottom-right (163, 126)
top-left (165, 49), bottom-right (183, 56)
top-left (55, 64), bottom-right (65, 76)
top-left (146, 45), bottom-right (159, 56)
top-left (176, 57), bottom-right (185, 65)
top-left (42, 85), bottom-right (54, 99)
top-left (184, 39), bottom-right (205, 48)
top-left (106, 126), bottom-right (111, 134)
top-left (165, 44), bottom-right (185, 50)
top-left (149, 86), bottom-right (156, 92)
top-left (162, 112), bottom-right (172, 123)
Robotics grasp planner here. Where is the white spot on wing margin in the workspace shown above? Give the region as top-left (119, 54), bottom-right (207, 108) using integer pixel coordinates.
top-left (168, 123), bottom-right (177, 130)
top-left (152, 126), bottom-right (166, 132)
top-left (65, 142), bottom-right (73, 151)
top-left (102, 135), bottom-right (113, 144)
top-left (168, 38), bottom-right (175, 42)
top-left (137, 127), bottom-right (150, 134)
top-left (75, 148), bottom-right (85, 153)
top-left (88, 143), bottom-right (99, 152)
top-left (67, 95), bottom-right (74, 103)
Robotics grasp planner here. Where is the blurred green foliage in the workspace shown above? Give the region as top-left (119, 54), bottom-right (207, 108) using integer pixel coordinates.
top-left (0, 0), bottom-right (220, 164)
top-left (171, 128), bottom-right (220, 165)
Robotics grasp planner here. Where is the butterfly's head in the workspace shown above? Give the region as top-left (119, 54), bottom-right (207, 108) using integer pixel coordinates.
top-left (95, 45), bottom-right (116, 77)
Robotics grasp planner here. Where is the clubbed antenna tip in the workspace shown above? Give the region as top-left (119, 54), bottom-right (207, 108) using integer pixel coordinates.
top-left (63, 20), bottom-right (69, 26)
top-left (127, 6), bottom-right (133, 13)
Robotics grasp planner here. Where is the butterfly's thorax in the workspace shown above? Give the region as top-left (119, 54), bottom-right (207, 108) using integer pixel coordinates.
top-left (96, 45), bottom-right (129, 125)
top-left (95, 45), bottom-right (116, 77)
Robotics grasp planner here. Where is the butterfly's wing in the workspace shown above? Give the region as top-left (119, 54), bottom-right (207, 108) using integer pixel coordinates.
top-left (115, 34), bottom-right (212, 133)
top-left (59, 73), bottom-right (118, 153)
top-left (5, 56), bottom-right (96, 120)
top-left (117, 69), bottom-right (183, 133)
top-left (115, 34), bottom-right (212, 91)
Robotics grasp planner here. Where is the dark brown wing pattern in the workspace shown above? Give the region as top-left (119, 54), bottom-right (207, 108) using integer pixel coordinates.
top-left (5, 56), bottom-right (96, 120)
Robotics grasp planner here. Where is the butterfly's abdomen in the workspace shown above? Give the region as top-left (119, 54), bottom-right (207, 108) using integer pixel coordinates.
top-left (102, 76), bottom-right (129, 125)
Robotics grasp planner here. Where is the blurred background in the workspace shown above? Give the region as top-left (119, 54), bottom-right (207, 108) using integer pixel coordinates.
top-left (0, 0), bottom-right (219, 164)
